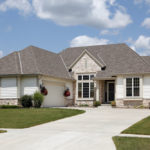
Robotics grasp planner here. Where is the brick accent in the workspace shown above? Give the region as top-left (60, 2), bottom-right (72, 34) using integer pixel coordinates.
top-left (75, 100), bottom-right (93, 106)
top-left (116, 99), bottom-right (150, 108)
top-left (0, 99), bottom-right (18, 105)
top-left (99, 80), bottom-right (105, 103)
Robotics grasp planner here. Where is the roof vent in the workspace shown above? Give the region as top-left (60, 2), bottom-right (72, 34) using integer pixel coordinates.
top-left (101, 66), bottom-right (106, 71)
top-left (69, 69), bottom-right (72, 72)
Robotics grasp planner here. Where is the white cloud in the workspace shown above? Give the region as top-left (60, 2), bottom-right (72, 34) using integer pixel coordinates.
top-left (130, 35), bottom-right (150, 55)
top-left (32, 0), bottom-right (132, 29)
top-left (0, 0), bottom-right (132, 29)
top-left (0, 0), bottom-right (32, 15)
top-left (142, 18), bottom-right (150, 28)
top-left (70, 35), bottom-right (109, 47)
top-left (100, 29), bottom-right (119, 35)
top-left (0, 51), bottom-right (3, 58)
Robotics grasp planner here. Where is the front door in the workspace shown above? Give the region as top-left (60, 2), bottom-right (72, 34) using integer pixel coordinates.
top-left (107, 82), bottom-right (115, 102)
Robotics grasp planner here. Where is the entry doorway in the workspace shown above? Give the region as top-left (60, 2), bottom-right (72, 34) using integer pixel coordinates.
top-left (107, 82), bottom-right (115, 103)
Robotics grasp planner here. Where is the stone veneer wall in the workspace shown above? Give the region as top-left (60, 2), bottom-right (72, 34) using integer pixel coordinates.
top-left (75, 100), bottom-right (94, 106)
top-left (0, 99), bottom-right (18, 105)
top-left (116, 99), bottom-right (150, 108)
top-left (99, 80), bottom-right (105, 103)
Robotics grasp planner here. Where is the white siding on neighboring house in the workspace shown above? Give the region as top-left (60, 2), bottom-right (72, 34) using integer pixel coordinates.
top-left (72, 53), bottom-right (101, 73)
top-left (21, 77), bottom-right (38, 96)
top-left (116, 76), bottom-right (124, 99)
top-left (143, 76), bottom-right (150, 99)
top-left (0, 78), bottom-right (17, 98)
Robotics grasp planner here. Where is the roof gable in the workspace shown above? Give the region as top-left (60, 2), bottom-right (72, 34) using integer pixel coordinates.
top-left (72, 52), bottom-right (101, 73)
top-left (69, 49), bottom-right (104, 69)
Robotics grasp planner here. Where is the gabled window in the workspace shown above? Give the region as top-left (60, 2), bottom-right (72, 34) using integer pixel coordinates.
top-left (126, 77), bottom-right (140, 97)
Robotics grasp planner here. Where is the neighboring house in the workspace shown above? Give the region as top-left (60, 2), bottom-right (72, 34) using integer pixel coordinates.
top-left (0, 43), bottom-right (150, 108)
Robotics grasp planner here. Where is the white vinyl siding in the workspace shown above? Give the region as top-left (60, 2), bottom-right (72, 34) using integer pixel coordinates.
top-left (143, 76), bottom-right (150, 98)
top-left (0, 78), bottom-right (17, 98)
top-left (116, 76), bottom-right (124, 99)
top-left (21, 77), bottom-right (38, 95)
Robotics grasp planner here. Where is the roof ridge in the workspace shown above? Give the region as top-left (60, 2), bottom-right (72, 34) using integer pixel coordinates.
top-left (59, 54), bottom-right (71, 78)
top-left (62, 43), bottom-right (126, 50)
top-left (17, 51), bottom-right (23, 74)
top-left (128, 46), bottom-right (150, 67)
top-left (14, 52), bottom-right (21, 74)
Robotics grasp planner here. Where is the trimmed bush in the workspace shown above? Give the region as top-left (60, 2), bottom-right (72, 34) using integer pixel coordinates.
top-left (20, 95), bottom-right (33, 108)
top-left (33, 92), bottom-right (44, 108)
top-left (93, 101), bottom-right (101, 107)
top-left (0, 105), bottom-right (20, 109)
top-left (111, 101), bottom-right (116, 107)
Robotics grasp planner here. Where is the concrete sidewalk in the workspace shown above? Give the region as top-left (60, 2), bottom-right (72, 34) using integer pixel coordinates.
top-left (119, 133), bottom-right (150, 138)
top-left (0, 106), bottom-right (149, 150)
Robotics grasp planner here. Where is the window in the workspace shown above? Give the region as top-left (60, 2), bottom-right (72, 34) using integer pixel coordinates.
top-left (126, 77), bottom-right (140, 97)
top-left (90, 82), bottom-right (94, 98)
top-left (83, 75), bottom-right (89, 80)
top-left (77, 74), bottom-right (95, 99)
top-left (78, 83), bottom-right (82, 98)
top-left (83, 83), bottom-right (89, 98)
top-left (78, 75), bottom-right (82, 80)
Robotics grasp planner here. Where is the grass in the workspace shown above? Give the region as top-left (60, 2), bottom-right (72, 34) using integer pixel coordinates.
top-left (0, 108), bottom-right (85, 128)
top-left (0, 130), bottom-right (7, 133)
top-left (122, 116), bottom-right (150, 135)
top-left (113, 136), bottom-right (150, 150)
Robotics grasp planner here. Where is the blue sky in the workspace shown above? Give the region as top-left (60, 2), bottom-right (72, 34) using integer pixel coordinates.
top-left (0, 0), bottom-right (150, 57)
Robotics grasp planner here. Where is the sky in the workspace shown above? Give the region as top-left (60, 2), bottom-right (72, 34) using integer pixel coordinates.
top-left (0, 0), bottom-right (150, 57)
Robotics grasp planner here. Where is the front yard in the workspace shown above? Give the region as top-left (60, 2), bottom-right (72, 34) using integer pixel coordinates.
top-left (122, 116), bottom-right (150, 135)
top-left (0, 108), bottom-right (85, 128)
top-left (113, 116), bottom-right (150, 150)
top-left (113, 136), bottom-right (150, 150)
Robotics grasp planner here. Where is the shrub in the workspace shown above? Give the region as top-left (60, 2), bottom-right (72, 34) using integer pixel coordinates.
top-left (0, 105), bottom-right (20, 109)
top-left (79, 104), bottom-right (89, 107)
top-left (93, 101), bottom-right (101, 107)
top-left (20, 95), bottom-right (33, 108)
top-left (111, 101), bottom-right (116, 107)
top-left (33, 92), bottom-right (44, 108)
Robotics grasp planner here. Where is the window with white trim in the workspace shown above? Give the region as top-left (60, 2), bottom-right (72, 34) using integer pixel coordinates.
top-left (77, 74), bottom-right (95, 99)
top-left (126, 77), bottom-right (140, 97)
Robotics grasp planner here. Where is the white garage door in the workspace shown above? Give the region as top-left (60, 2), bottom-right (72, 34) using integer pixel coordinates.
top-left (43, 81), bottom-right (65, 107)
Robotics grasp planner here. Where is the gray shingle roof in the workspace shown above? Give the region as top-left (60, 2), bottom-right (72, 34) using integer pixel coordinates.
top-left (0, 52), bottom-right (21, 75)
top-left (0, 46), bottom-right (72, 80)
top-left (60, 44), bottom-right (150, 78)
top-left (141, 56), bottom-right (150, 66)
top-left (0, 44), bottom-right (150, 79)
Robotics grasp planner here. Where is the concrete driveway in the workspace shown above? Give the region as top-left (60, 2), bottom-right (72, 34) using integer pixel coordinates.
top-left (0, 106), bottom-right (149, 150)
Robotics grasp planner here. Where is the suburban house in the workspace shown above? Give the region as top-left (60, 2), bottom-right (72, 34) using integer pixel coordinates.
top-left (0, 43), bottom-right (150, 108)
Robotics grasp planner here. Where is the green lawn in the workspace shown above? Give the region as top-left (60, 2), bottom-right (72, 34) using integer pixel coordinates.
top-left (122, 116), bottom-right (150, 135)
top-left (0, 108), bottom-right (85, 128)
top-left (113, 136), bottom-right (150, 150)
top-left (0, 130), bottom-right (7, 133)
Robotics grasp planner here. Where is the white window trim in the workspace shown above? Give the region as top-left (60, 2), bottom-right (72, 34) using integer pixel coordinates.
top-left (125, 76), bottom-right (141, 99)
top-left (77, 74), bottom-right (95, 100)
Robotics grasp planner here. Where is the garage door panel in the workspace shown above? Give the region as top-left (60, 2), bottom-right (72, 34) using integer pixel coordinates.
top-left (43, 81), bottom-right (65, 107)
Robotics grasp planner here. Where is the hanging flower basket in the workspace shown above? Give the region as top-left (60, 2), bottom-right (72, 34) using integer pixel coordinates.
top-left (40, 86), bottom-right (48, 96)
top-left (64, 88), bottom-right (70, 97)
